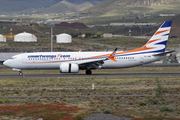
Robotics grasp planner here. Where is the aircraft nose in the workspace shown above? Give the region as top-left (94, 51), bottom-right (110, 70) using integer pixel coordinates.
top-left (3, 60), bottom-right (10, 67)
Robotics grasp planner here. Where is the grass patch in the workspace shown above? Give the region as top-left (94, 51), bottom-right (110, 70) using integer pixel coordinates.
top-left (160, 105), bottom-right (174, 112)
top-left (103, 108), bottom-right (111, 114)
top-left (148, 98), bottom-right (159, 104)
top-left (0, 111), bottom-right (16, 116)
top-left (0, 98), bottom-right (11, 104)
top-left (138, 100), bottom-right (146, 106)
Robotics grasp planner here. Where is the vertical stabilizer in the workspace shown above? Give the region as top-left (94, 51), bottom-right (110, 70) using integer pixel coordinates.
top-left (144, 21), bottom-right (172, 53)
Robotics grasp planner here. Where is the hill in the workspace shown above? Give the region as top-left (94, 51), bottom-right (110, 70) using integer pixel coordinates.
top-left (0, 0), bottom-right (62, 12)
top-left (77, 1), bottom-right (94, 11)
top-left (0, 0), bottom-right (32, 12)
top-left (43, 1), bottom-right (77, 13)
top-left (0, 0), bottom-right (102, 14)
top-left (42, 1), bottom-right (93, 13)
top-left (85, 0), bottom-right (180, 17)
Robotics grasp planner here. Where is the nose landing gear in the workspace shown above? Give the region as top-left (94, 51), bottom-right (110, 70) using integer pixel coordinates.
top-left (19, 71), bottom-right (23, 76)
top-left (12, 68), bottom-right (23, 76)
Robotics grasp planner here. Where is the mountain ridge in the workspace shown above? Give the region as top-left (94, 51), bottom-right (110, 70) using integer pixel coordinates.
top-left (0, 0), bottom-right (102, 14)
top-left (42, 1), bottom-right (93, 13)
top-left (85, 0), bottom-right (180, 17)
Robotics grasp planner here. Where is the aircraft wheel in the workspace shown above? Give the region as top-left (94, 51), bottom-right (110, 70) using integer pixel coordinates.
top-left (19, 72), bottom-right (23, 76)
top-left (86, 70), bottom-right (92, 75)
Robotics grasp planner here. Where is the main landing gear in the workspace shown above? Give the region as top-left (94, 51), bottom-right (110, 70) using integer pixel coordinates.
top-left (86, 70), bottom-right (92, 75)
top-left (19, 71), bottom-right (23, 76)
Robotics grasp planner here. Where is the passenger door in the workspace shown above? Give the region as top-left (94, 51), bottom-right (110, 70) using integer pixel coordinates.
top-left (140, 55), bottom-right (144, 64)
top-left (22, 54), bottom-right (27, 63)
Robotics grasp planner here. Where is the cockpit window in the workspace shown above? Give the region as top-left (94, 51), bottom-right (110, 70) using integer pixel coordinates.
top-left (10, 57), bottom-right (17, 60)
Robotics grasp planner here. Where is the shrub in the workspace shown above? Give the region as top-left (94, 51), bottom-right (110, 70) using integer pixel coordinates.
top-left (148, 98), bottom-right (159, 104)
top-left (160, 105), bottom-right (173, 112)
top-left (4, 98), bottom-right (10, 103)
top-left (138, 101), bottom-right (146, 106)
top-left (101, 107), bottom-right (111, 114)
top-left (155, 78), bottom-right (164, 100)
top-left (97, 32), bottom-right (102, 38)
top-left (73, 113), bottom-right (87, 120)
top-left (116, 103), bottom-right (119, 106)
top-left (103, 108), bottom-right (111, 114)
top-left (113, 100), bottom-right (119, 103)
top-left (36, 98), bottom-right (41, 102)
top-left (101, 107), bottom-right (106, 111)
top-left (0, 98), bottom-right (11, 104)
top-left (14, 90), bottom-right (19, 94)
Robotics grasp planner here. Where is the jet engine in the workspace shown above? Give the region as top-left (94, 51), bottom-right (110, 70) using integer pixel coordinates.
top-left (60, 63), bottom-right (79, 73)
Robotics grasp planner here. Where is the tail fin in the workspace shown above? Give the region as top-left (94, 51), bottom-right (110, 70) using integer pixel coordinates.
top-left (144, 21), bottom-right (172, 53)
top-left (115, 21), bottom-right (172, 56)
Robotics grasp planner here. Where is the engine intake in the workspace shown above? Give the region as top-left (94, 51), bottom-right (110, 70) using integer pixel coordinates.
top-left (60, 63), bottom-right (79, 73)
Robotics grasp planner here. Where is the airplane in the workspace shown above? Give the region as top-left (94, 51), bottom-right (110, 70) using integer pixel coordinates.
top-left (3, 21), bottom-right (174, 76)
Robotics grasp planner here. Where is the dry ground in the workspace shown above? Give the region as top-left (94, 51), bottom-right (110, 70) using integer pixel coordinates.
top-left (0, 67), bottom-right (180, 119)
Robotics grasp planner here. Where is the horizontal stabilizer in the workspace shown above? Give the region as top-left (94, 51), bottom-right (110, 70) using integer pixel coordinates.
top-left (153, 50), bottom-right (175, 56)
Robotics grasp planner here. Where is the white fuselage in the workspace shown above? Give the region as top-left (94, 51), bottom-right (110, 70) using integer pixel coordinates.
top-left (3, 51), bottom-right (168, 70)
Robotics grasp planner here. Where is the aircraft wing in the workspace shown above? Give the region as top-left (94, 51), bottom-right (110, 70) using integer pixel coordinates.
top-left (77, 48), bottom-right (117, 69)
top-left (78, 59), bottom-right (106, 69)
top-left (153, 50), bottom-right (175, 56)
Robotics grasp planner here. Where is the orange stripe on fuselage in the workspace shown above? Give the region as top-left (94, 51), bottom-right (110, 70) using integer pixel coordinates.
top-left (27, 42), bottom-right (157, 64)
top-left (116, 45), bottom-right (154, 56)
top-left (27, 46), bottom-right (154, 64)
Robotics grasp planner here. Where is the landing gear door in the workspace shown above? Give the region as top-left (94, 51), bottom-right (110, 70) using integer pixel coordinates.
top-left (22, 54), bottom-right (27, 63)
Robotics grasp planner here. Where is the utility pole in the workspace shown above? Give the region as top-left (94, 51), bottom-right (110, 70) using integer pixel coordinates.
top-left (10, 26), bottom-right (12, 35)
top-left (51, 25), bottom-right (53, 52)
top-left (129, 27), bottom-right (131, 36)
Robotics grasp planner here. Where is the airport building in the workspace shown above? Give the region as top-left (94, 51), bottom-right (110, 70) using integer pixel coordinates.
top-left (110, 23), bottom-right (158, 26)
top-left (0, 34), bottom-right (6, 42)
top-left (56, 33), bottom-right (72, 43)
top-left (14, 32), bottom-right (37, 42)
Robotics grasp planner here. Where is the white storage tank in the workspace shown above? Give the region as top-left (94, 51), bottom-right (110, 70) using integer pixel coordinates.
top-left (14, 32), bottom-right (37, 42)
top-left (0, 34), bottom-right (6, 42)
top-left (56, 33), bottom-right (72, 43)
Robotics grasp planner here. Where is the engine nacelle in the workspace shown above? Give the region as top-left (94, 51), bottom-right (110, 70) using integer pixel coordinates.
top-left (60, 63), bottom-right (79, 73)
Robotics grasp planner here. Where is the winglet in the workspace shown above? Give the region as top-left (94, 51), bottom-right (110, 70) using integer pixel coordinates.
top-left (109, 48), bottom-right (117, 62)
